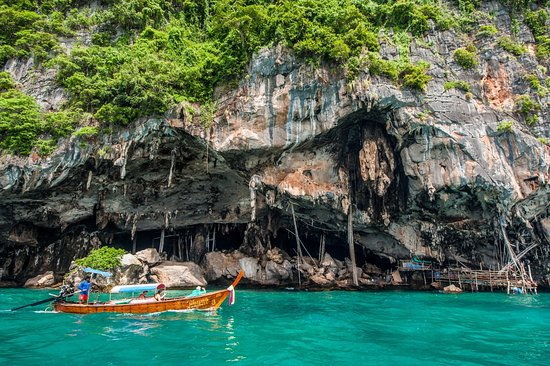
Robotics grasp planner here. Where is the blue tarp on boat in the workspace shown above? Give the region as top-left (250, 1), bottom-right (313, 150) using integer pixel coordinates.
top-left (84, 267), bottom-right (113, 277)
top-left (110, 284), bottom-right (163, 293)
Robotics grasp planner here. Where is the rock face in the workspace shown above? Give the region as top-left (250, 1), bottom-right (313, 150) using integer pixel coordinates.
top-left (24, 271), bottom-right (56, 288)
top-left (150, 262), bottom-right (206, 288)
top-left (0, 1), bottom-right (549, 287)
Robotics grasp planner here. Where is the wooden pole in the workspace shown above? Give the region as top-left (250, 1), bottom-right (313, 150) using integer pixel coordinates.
top-left (177, 235), bottom-right (183, 261)
top-left (489, 270), bottom-right (493, 292)
top-left (187, 236), bottom-right (192, 261)
top-left (475, 272), bottom-right (478, 292)
top-left (212, 229), bottom-right (216, 252)
top-left (348, 205), bottom-right (358, 287)
top-left (319, 234), bottom-right (325, 262)
top-left (422, 271), bottom-right (427, 286)
top-left (159, 228), bottom-right (165, 253)
top-left (291, 203), bottom-right (302, 288)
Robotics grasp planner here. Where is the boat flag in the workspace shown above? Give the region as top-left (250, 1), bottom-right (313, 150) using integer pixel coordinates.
top-left (228, 285), bottom-right (235, 305)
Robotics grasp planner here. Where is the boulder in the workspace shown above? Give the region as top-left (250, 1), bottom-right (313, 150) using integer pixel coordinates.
top-left (203, 250), bottom-right (243, 281)
top-left (115, 254), bottom-right (146, 285)
top-left (265, 260), bottom-right (291, 284)
top-left (24, 271), bottom-right (55, 288)
top-left (309, 274), bottom-right (331, 286)
top-left (266, 247), bottom-right (285, 264)
top-left (238, 257), bottom-right (261, 281)
top-left (321, 253), bottom-right (336, 267)
top-left (120, 253), bottom-right (141, 267)
top-left (150, 261), bottom-right (206, 287)
top-left (443, 284), bottom-right (463, 293)
top-left (135, 248), bottom-right (161, 265)
top-left (391, 270), bottom-right (403, 284)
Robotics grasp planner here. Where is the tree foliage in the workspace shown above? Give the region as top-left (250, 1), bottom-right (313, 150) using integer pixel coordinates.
top-left (0, 0), bottom-right (548, 156)
top-left (75, 246), bottom-right (125, 270)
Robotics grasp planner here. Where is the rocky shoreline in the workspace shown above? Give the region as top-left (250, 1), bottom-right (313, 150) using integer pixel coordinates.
top-left (13, 247), bottom-right (548, 293)
top-left (14, 248), bottom-right (406, 291)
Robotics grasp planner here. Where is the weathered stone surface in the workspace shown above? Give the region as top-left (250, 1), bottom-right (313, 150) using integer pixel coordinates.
top-left (135, 249), bottom-right (161, 266)
top-left (121, 253), bottom-right (141, 267)
top-left (24, 271), bottom-right (55, 288)
top-left (116, 254), bottom-right (145, 285)
top-left (150, 262), bottom-right (206, 288)
top-left (238, 257), bottom-right (261, 281)
top-left (203, 251), bottom-right (245, 282)
top-left (443, 284), bottom-right (463, 294)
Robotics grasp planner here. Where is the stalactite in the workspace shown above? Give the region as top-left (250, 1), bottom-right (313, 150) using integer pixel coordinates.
top-left (86, 171), bottom-right (92, 191)
top-left (168, 148), bottom-right (176, 188)
top-left (249, 175), bottom-right (261, 222)
top-left (120, 141), bottom-right (132, 180)
top-left (131, 214), bottom-right (138, 241)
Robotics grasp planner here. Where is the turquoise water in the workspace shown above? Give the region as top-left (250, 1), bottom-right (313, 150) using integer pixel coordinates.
top-left (1, 289), bottom-right (549, 365)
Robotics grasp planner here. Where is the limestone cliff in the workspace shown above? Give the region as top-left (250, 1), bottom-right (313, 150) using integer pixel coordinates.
top-left (1, 1), bottom-right (549, 287)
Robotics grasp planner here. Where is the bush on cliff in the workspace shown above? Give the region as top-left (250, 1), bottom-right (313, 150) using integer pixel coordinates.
top-left (0, 72), bottom-right (78, 155)
top-left (0, 89), bottom-right (42, 155)
top-left (453, 47), bottom-right (478, 69)
top-left (75, 247), bottom-right (126, 271)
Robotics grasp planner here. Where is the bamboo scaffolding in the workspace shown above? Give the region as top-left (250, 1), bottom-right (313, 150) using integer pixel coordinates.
top-left (348, 205), bottom-right (358, 287)
top-left (291, 203), bottom-right (302, 288)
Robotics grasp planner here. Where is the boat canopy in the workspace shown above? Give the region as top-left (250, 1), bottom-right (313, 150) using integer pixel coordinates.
top-left (110, 283), bottom-right (164, 294)
top-left (84, 267), bottom-right (112, 277)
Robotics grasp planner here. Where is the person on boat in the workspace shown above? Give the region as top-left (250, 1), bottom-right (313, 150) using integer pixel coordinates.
top-left (137, 290), bottom-right (148, 299)
top-left (188, 286), bottom-right (206, 297)
top-left (154, 289), bottom-right (165, 301)
top-left (78, 276), bottom-right (91, 304)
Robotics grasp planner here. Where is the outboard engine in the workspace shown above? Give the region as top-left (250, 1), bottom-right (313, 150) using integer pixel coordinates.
top-left (58, 284), bottom-right (76, 299)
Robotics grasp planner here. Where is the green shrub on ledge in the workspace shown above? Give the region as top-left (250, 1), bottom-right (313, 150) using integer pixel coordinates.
top-left (401, 61), bottom-right (431, 91)
top-left (497, 36), bottom-right (527, 56)
top-left (453, 47), bottom-right (478, 69)
top-left (0, 71), bottom-right (15, 90)
top-left (525, 74), bottom-right (547, 97)
top-left (476, 24), bottom-right (498, 38)
top-left (444, 80), bottom-right (471, 92)
top-left (497, 120), bottom-right (513, 133)
top-left (515, 95), bottom-right (541, 125)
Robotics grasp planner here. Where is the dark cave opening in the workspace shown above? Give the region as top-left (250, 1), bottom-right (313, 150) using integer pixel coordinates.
top-left (111, 224), bottom-right (248, 260)
top-left (271, 227), bottom-right (380, 268)
top-left (362, 249), bottom-right (396, 272)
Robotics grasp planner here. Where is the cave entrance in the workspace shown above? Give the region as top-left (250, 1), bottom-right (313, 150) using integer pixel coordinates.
top-left (112, 224), bottom-right (247, 261)
top-left (271, 228), bottom-right (371, 267)
top-left (361, 248), bottom-right (396, 273)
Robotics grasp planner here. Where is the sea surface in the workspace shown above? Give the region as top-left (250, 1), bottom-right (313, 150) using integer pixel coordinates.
top-left (0, 288), bottom-right (549, 365)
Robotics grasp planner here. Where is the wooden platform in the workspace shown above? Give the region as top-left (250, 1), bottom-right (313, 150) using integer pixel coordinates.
top-left (432, 268), bottom-right (537, 293)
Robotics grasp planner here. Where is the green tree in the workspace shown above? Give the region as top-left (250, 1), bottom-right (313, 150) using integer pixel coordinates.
top-left (75, 246), bottom-right (126, 270)
top-left (0, 89), bottom-right (41, 154)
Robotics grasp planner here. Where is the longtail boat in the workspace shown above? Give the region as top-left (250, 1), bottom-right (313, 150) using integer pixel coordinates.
top-left (52, 271), bottom-right (244, 314)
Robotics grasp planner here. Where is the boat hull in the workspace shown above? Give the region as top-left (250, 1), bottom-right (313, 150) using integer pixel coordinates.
top-left (54, 289), bottom-right (230, 314)
top-left (54, 271), bottom-right (244, 314)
